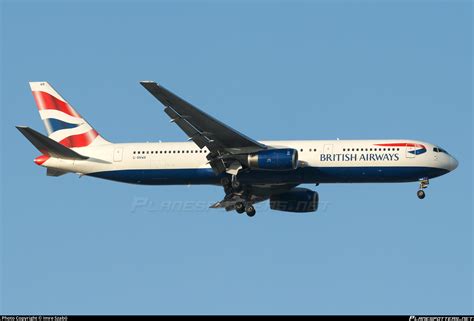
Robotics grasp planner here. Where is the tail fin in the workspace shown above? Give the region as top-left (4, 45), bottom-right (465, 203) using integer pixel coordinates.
top-left (29, 82), bottom-right (110, 148)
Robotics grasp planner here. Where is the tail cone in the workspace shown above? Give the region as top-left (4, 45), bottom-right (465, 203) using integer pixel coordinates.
top-left (34, 155), bottom-right (49, 166)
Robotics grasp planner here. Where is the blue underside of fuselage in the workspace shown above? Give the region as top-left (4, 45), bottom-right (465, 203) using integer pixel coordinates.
top-left (86, 166), bottom-right (449, 185)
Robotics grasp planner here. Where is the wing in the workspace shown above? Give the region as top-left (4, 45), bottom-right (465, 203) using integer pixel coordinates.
top-left (140, 81), bottom-right (267, 155)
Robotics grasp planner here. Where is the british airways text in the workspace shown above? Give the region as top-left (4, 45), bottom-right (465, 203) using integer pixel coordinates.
top-left (320, 153), bottom-right (400, 162)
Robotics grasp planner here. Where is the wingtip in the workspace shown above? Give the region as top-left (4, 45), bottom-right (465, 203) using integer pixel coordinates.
top-left (140, 81), bottom-right (162, 89)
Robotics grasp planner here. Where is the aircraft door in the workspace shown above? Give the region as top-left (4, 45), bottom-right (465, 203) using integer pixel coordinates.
top-left (405, 144), bottom-right (415, 158)
top-left (324, 144), bottom-right (333, 154)
top-left (114, 148), bottom-right (123, 162)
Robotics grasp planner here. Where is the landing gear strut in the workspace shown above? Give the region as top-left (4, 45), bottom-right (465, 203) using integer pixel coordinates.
top-left (231, 176), bottom-right (242, 192)
top-left (221, 175), bottom-right (243, 196)
top-left (417, 178), bottom-right (429, 199)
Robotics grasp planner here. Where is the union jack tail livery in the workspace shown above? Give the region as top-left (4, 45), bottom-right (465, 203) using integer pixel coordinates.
top-left (30, 82), bottom-right (110, 148)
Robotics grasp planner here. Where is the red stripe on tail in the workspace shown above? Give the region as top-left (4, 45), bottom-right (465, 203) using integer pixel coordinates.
top-left (59, 129), bottom-right (98, 148)
top-left (32, 91), bottom-right (81, 118)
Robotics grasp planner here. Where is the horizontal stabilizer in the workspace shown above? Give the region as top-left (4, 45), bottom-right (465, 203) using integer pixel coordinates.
top-left (16, 126), bottom-right (88, 160)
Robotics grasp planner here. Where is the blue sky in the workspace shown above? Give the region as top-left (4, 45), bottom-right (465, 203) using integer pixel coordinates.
top-left (1, 0), bottom-right (472, 315)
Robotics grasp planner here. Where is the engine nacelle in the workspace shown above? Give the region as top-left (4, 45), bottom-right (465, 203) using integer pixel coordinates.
top-left (247, 148), bottom-right (298, 171)
top-left (270, 188), bottom-right (318, 213)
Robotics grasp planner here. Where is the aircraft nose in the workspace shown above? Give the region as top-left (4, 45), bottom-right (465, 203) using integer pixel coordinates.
top-left (449, 156), bottom-right (458, 171)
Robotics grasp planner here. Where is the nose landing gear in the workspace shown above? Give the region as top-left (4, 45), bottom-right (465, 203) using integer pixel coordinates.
top-left (417, 178), bottom-right (429, 199)
top-left (417, 189), bottom-right (425, 199)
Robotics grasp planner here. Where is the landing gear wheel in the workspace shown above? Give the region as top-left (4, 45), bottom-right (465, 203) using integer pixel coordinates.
top-left (417, 190), bottom-right (425, 199)
top-left (235, 202), bottom-right (245, 214)
top-left (245, 205), bottom-right (256, 217)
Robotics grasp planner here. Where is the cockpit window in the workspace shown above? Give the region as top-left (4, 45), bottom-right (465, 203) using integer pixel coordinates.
top-left (433, 146), bottom-right (449, 155)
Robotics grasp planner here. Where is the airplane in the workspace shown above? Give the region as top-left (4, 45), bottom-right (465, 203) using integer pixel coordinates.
top-left (17, 81), bottom-right (458, 217)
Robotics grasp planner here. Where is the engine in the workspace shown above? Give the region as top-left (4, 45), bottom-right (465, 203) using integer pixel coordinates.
top-left (270, 188), bottom-right (318, 213)
top-left (247, 148), bottom-right (298, 171)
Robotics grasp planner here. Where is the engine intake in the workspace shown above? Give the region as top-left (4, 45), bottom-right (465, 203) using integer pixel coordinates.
top-left (270, 188), bottom-right (318, 213)
top-left (247, 148), bottom-right (298, 171)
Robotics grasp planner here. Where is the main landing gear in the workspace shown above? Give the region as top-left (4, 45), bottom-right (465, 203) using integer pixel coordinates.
top-left (221, 176), bottom-right (256, 217)
top-left (235, 202), bottom-right (245, 214)
top-left (235, 202), bottom-right (256, 217)
top-left (221, 176), bottom-right (243, 194)
top-left (417, 178), bottom-right (429, 199)
top-left (245, 204), bottom-right (256, 217)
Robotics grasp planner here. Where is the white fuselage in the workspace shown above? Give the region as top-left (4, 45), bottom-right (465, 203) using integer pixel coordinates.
top-left (38, 139), bottom-right (458, 186)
